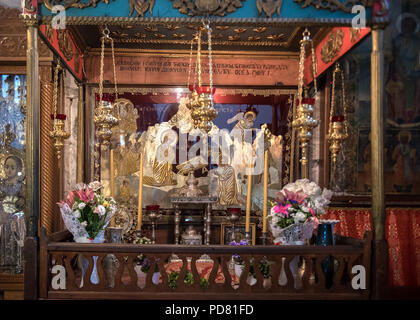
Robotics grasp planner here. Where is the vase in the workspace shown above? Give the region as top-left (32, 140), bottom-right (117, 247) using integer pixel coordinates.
top-left (316, 221), bottom-right (338, 289)
top-left (278, 240), bottom-right (304, 289)
top-left (76, 231), bottom-right (105, 287)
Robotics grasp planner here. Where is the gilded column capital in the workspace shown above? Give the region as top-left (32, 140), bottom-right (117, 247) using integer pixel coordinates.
top-left (20, 14), bottom-right (39, 28)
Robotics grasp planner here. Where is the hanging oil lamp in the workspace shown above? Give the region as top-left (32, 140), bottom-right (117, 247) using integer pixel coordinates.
top-left (94, 27), bottom-right (119, 149)
top-left (189, 22), bottom-right (217, 134)
top-left (292, 29), bottom-right (319, 177)
top-left (328, 63), bottom-right (349, 169)
top-left (49, 61), bottom-right (70, 160)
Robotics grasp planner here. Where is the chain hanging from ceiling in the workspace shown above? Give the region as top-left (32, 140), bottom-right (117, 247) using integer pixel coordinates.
top-left (292, 28), bottom-right (319, 178)
top-left (186, 20), bottom-right (218, 134)
top-left (93, 26), bottom-right (119, 180)
top-left (49, 61), bottom-right (70, 160)
top-left (327, 62), bottom-right (349, 174)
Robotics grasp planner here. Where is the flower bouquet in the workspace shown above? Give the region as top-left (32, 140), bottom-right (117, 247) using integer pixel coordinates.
top-left (58, 181), bottom-right (117, 243)
top-left (57, 181), bottom-right (117, 286)
top-left (268, 179), bottom-right (333, 245)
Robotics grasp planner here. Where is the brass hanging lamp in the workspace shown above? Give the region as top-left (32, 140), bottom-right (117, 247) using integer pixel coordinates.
top-left (189, 21), bottom-right (217, 134)
top-left (49, 61), bottom-right (70, 160)
top-left (292, 29), bottom-right (319, 177)
top-left (94, 27), bottom-right (119, 149)
top-left (327, 63), bottom-right (349, 170)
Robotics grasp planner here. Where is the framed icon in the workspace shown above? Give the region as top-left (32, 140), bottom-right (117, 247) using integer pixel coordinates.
top-left (220, 223), bottom-right (256, 245)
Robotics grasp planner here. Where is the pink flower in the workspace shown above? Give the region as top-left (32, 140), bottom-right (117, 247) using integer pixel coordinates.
top-left (65, 191), bottom-right (75, 208)
top-left (309, 208), bottom-right (316, 216)
top-left (273, 204), bottom-right (292, 217)
top-left (283, 189), bottom-right (307, 205)
top-left (74, 188), bottom-right (95, 203)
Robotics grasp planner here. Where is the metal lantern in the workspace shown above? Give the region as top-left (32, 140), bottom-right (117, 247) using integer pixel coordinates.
top-left (292, 29), bottom-right (319, 177)
top-left (327, 63), bottom-right (349, 169)
top-left (49, 62), bottom-right (70, 160)
top-left (94, 27), bottom-right (119, 149)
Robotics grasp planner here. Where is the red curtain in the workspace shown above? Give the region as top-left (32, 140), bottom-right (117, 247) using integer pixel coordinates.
top-left (324, 208), bottom-right (420, 287)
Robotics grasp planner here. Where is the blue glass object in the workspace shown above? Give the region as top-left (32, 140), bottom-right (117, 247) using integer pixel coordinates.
top-left (316, 223), bottom-right (334, 289)
top-left (316, 223), bottom-right (334, 246)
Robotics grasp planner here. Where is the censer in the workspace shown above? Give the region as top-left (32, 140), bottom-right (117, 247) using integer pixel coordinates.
top-left (49, 61), bottom-right (70, 160)
top-left (327, 63), bottom-right (349, 172)
top-left (94, 27), bottom-right (119, 149)
top-left (292, 29), bottom-right (319, 178)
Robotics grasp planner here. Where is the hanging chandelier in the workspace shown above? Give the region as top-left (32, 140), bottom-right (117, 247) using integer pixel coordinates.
top-left (94, 27), bottom-right (119, 149)
top-left (292, 29), bottom-right (319, 175)
top-left (187, 21), bottom-right (217, 134)
top-left (328, 63), bottom-right (349, 170)
top-left (49, 61), bottom-right (70, 160)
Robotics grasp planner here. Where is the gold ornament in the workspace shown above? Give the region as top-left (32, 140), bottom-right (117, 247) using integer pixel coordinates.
top-left (320, 28), bottom-right (344, 64)
top-left (256, 0), bottom-right (283, 18)
top-left (293, 0), bottom-right (372, 13)
top-left (327, 63), bottom-right (349, 170)
top-left (188, 22), bottom-right (217, 134)
top-left (170, 0), bottom-right (245, 16)
top-left (49, 62), bottom-right (70, 160)
top-left (94, 27), bottom-right (119, 149)
top-left (292, 29), bottom-right (319, 177)
top-left (128, 0), bottom-right (155, 17)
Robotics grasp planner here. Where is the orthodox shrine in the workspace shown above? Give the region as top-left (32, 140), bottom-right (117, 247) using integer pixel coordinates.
top-left (0, 0), bottom-right (419, 301)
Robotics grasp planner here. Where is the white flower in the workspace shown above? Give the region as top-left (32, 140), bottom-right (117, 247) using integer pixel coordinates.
top-left (74, 210), bottom-right (81, 218)
top-left (78, 202), bottom-right (86, 210)
top-left (81, 221), bottom-right (88, 227)
top-left (294, 212), bottom-right (306, 224)
top-left (96, 205), bottom-right (106, 216)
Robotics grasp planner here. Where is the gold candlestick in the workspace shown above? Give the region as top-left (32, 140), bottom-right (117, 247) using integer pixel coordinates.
top-left (110, 149), bottom-right (115, 227)
top-left (263, 150), bottom-right (268, 233)
top-left (137, 152), bottom-right (144, 231)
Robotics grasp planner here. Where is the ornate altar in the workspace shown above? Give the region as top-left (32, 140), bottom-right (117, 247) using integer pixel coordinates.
top-left (171, 196), bottom-right (218, 245)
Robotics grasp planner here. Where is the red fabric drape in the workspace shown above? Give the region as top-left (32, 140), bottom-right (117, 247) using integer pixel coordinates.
top-left (324, 208), bottom-right (420, 287)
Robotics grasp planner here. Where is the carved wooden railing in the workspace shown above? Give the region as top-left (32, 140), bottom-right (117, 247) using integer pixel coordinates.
top-left (39, 228), bottom-right (371, 300)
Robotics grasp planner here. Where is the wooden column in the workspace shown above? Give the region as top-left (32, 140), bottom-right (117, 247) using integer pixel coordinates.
top-left (23, 14), bottom-right (40, 300)
top-left (40, 78), bottom-right (56, 235)
top-left (370, 28), bottom-right (388, 300)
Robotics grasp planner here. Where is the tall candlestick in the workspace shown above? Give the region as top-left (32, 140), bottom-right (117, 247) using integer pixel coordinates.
top-left (263, 150), bottom-right (268, 233)
top-left (137, 152), bottom-right (144, 231)
top-left (110, 149), bottom-right (115, 227)
top-left (245, 167), bottom-right (252, 233)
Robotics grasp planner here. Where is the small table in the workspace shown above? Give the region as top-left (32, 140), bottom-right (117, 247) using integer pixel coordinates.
top-left (170, 196), bottom-right (218, 245)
